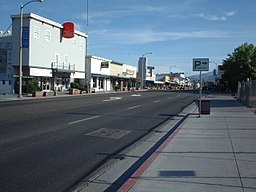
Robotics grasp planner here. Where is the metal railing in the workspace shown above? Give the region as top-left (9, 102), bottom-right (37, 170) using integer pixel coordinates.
top-left (51, 62), bottom-right (75, 72)
top-left (237, 80), bottom-right (256, 107)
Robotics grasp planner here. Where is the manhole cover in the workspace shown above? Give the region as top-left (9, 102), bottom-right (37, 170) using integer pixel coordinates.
top-left (85, 128), bottom-right (131, 139)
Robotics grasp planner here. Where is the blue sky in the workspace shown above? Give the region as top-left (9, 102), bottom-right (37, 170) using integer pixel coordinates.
top-left (1, 0), bottom-right (256, 75)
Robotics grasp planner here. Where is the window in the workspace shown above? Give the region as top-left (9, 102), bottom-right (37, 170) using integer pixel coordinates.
top-left (34, 26), bottom-right (40, 38)
top-left (93, 77), bottom-right (97, 88)
top-left (45, 30), bottom-right (51, 41)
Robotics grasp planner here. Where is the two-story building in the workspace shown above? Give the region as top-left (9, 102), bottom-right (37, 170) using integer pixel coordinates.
top-left (0, 13), bottom-right (87, 94)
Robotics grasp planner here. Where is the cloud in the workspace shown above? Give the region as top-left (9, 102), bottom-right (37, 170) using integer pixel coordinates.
top-left (90, 29), bottom-right (230, 45)
top-left (226, 11), bottom-right (236, 16)
top-left (195, 11), bottom-right (236, 21)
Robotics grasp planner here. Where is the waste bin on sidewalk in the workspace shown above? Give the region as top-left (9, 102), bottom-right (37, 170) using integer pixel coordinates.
top-left (200, 99), bottom-right (211, 114)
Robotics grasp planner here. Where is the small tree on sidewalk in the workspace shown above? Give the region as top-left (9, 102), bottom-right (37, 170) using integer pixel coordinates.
top-left (221, 43), bottom-right (256, 92)
top-left (23, 80), bottom-right (41, 94)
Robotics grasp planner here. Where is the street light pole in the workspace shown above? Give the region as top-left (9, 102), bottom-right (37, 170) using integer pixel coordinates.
top-left (169, 65), bottom-right (176, 76)
top-left (19, 0), bottom-right (43, 98)
top-left (140, 52), bottom-right (152, 90)
top-left (85, 0), bottom-right (90, 94)
top-left (209, 61), bottom-right (218, 85)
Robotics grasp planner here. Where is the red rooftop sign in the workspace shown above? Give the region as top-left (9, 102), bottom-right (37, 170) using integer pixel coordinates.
top-left (62, 22), bottom-right (75, 38)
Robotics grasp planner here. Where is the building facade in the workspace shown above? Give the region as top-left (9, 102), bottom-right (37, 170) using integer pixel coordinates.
top-left (85, 55), bottom-right (111, 92)
top-left (0, 13), bottom-right (87, 94)
top-left (0, 32), bottom-right (12, 93)
top-left (86, 56), bottom-right (137, 92)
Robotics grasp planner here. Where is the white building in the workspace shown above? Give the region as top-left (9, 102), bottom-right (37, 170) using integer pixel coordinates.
top-left (0, 13), bottom-right (87, 94)
top-left (85, 55), bottom-right (111, 92)
top-left (86, 56), bottom-right (137, 92)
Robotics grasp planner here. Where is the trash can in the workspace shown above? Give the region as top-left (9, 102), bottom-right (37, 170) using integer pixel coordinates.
top-left (201, 99), bottom-right (211, 114)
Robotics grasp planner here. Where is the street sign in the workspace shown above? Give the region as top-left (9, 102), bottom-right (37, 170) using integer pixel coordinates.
top-left (192, 57), bottom-right (209, 118)
top-left (101, 61), bottom-right (109, 68)
top-left (193, 58), bottom-right (209, 71)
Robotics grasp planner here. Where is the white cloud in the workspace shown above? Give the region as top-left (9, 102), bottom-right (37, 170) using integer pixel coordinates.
top-left (195, 11), bottom-right (236, 21)
top-left (226, 11), bottom-right (236, 16)
top-left (90, 29), bottom-right (230, 45)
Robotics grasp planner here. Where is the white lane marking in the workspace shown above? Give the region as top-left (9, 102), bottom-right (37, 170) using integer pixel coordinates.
top-left (68, 115), bottom-right (100, 125)
top-left (102, 97), bottom-right (122, 102)
top-left (153, 100), bottom-right (160, 103)
top-left (177, 94), bottom-right (181, 97)
top-left (128, 105), bottom-right (141, 110)
top-left (168, 97), bottom-right (173, 100)
top-left (131, 94), bottom-right (141, 97)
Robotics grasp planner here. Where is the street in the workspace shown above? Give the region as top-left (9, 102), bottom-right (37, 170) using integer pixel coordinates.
top-left (0, 90), bottom-right (197, 192)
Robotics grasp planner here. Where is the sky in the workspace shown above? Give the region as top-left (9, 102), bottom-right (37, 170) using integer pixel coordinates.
top-left (1, 0), bottom-right (256, 75)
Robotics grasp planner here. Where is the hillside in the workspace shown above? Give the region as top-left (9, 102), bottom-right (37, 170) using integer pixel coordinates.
top-left (189, 72), bottom-right (216, 82)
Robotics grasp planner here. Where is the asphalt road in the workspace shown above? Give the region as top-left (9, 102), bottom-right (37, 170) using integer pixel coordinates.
top-left (0, 90), bottom-right (197, 192)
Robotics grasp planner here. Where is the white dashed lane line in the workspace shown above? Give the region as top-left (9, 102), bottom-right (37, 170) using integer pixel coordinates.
top-left (128, 105), bottom-right (141, 110)
top-left (68, 115), bottom-right (100, 125)
top-left (102, 97), bottom-right (122, 102)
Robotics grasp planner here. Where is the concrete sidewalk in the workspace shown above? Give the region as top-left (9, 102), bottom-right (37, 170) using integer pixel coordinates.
top-left (75, 95), bottom-right (256, 192)
top-left (0, 94), bottom-right (19, 102)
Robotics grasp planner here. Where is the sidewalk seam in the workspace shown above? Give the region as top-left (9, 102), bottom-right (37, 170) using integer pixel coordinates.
top-left (224, 114), bottom-right (245, 192)
top-left (103, 113), bottom-right (191, 192)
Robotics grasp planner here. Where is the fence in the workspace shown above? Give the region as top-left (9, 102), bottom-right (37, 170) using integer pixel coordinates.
top-left (237, 80), bottom-right (256, 107)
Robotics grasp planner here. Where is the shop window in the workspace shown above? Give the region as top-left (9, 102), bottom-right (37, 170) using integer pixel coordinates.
top-left (99, 78), bottom-right (104, 89)
top-left (93, 77), bottom-right (97, 88)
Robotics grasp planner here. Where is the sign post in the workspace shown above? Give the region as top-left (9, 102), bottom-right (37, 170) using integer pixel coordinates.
top-left (193, 58), bottom-right (209, 117)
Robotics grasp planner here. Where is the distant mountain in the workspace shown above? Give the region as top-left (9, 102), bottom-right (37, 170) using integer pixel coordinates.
top-left (189, 72), bottom-right (216, 82)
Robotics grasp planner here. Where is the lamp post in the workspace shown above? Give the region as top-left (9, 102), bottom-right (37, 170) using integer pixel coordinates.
top-left (19, 0), bottom-right (43, 98)
top-left (209, 61), bottom-right (218, 84)
top-left (169, 65), bottom-right (176, 76)
top-left (140, 52), bottom-right (152, 89)
top-left (85, 0), bottom-right (90, 94)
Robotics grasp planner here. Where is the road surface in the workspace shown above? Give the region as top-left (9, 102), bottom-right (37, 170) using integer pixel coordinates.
top-left (0, 90), bottom-right (197, 192)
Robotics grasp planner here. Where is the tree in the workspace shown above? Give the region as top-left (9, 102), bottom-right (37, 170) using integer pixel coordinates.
top-left (23, 80), bottom-right (41, 94)
top-left (221, 43), bottom-right (256, 92)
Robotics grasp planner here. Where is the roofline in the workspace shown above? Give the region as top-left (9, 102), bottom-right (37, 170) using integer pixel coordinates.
top-left (11, 13), bottom-right (88, 38)
top-left (86, 55), bottom-right (112, 62)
